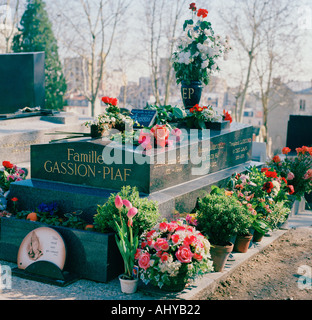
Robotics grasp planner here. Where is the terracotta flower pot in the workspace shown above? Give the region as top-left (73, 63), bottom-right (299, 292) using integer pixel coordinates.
top-left (233, 234), bottom-right (253, 253)
top-left (252, 230), bottom-right (264, 242)
top-left (210, 242), bottom-right (233, 272)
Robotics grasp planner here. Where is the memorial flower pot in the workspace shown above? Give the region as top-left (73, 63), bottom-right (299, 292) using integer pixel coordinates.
top-left (252, 230), bottom-right (264, 242)
top-left (119, 274), bottom-right (138, 294)
top-left (181, 80), bottom-right (203, 109)
top-left (233, 234), bottom-right (253, 253)
top-left (90, 124), bottom-right (104, 138)
top-left (210, 242), bottom-right (233, 272)
top-left (0, 217), bottom-right (123, 282)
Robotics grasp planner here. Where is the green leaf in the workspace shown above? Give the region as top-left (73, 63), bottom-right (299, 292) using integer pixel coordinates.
top-left (183, 19), bottom-right (193, 31)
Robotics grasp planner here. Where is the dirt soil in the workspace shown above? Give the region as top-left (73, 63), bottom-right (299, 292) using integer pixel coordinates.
top-left (204, 227), bottom-right (312, 300)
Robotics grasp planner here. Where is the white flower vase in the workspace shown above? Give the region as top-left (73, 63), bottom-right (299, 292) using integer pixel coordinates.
top-left (119, 275), bottom-right (138, 294)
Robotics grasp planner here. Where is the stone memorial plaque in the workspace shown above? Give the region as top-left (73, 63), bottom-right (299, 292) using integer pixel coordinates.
top-left (17, 227), bottom-right (66, 270)
top-left (130, 109), bottom-right (157, 128)
top-left (0, 52), bottom-right (45, 114)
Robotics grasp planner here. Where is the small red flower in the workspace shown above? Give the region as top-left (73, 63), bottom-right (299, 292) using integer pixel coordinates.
top-left (197, 8), bottom-right (208, 18)
top-left (265, 170), bottom-right (278, 179)
top-left (189, 2), bottom-right (196, 11)
top-left (261, 167), bottom-right (269, 173)
top-left (262, 181), bottom-right (274, 193)
top-left (282, 147), bottom-right (291, 155)
top-left (2, 161), bottom-right (14, 169)
top-left (11, 197), bottom-right (18, 202)
top-left (223, 110), bottom-right (233, 123)
top-left (272, 155), bottom-right (281, 163)
top-left (287, 185), bottom-right (295, 195)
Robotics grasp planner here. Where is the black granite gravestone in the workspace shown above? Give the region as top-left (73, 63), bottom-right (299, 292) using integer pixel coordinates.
top-left (30, 123), bottom-right (253, 194)
top-left (286, 115), bottom-right (312, 150)
top-left (0, 52), bottom-right (45, 114)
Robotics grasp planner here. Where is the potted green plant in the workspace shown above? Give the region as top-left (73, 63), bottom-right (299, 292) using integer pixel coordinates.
top-left (196, 192), bottom-right (251, 271)
top-left (94, 186), bottom-right (160, 238)
top-left (113, 194), bottom-right (139, 294)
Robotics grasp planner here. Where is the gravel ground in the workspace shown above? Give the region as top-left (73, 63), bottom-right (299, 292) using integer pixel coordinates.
top-left (1, 227), bottom-right (312, 301)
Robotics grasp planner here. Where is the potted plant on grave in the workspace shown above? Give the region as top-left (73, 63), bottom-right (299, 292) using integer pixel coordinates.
top-left (196, 191), bottom-right (251, 271)
top-left (227, 166), bottom-right (290, 242)
top-left (135, 218), bottom-right (213, 292)
top-left (267, 146), bottom-right (312, 210)
top-left (94, 186), bottom-right (160, 238)
top-left (172, 3), bottom-right (231, 109)
top-left (84, 96), bottom-right (135, 138)
top-left (113, 194), bottom-right (139, 294)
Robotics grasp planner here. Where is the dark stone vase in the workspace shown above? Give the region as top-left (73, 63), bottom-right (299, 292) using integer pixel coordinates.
top-left (181, 80), bottom-right (203, 109)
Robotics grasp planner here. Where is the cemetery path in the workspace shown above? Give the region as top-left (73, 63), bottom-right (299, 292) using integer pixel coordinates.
top-left (204, 227), bottom-right (312, 300)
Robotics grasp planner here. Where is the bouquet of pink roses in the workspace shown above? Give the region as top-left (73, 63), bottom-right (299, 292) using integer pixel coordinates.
top-left (135, 218), bottom-right (213, 291)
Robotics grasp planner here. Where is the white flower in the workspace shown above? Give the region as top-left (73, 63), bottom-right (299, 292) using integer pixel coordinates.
top-left (201, 60), bottom-right (209, 69)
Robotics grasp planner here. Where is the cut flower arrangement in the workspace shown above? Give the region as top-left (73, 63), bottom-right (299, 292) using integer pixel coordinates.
top-left (172, 2), bottom-right (231, 85)
top-left (84, 96), bottom-right (135, 134)
top-left (267, 146), bottom-right (312, 201)
top-left (135, 218), bottom-right (213, 291)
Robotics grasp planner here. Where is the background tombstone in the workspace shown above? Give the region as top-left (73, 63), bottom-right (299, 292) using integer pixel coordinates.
top-left (0, 52), bottom-right (45, 114)
top-left (286, 115), bottom-right (312, 151)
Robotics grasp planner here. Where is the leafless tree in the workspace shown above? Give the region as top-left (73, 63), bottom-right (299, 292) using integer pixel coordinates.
top-left (49, 0), bottom-right (130, 117)
top-left (0, 0), bottom-right (20, 53)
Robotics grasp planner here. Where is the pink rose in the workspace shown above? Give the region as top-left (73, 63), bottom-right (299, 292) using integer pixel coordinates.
top-left (287, 172), bottom-right (295, 180)
top-left (193, 253), bottom-right (203, 261)
top-left (138, 252), bottom-right (150, 270)
top-left (154, 238), bottom-right (169, 251)
top-left (135, 248), bottom-right (141, 260)
top-left (167, 222), bottom-right (178, 232)
top-left (159, 222), bottom-right (168, 232)
top-left (175, 245), bottom-right (193, 263)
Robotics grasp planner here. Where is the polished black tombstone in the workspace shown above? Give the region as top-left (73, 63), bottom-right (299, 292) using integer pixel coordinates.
top-left (286, 115), bottom-right (312, 150)
top-left (0, 52), bottom-right (45, 114)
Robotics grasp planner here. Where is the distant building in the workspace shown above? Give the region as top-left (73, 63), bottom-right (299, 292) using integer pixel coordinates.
top-left (64, 93), bottom-right (90, 116)
top-left (267, 79), bottom-right (312, 154)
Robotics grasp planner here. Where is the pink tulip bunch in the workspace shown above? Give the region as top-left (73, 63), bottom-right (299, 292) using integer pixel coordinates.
top-left (115, 195), bottom-right (138, 227)
top-left (114, 195), bottom-right (139, 279)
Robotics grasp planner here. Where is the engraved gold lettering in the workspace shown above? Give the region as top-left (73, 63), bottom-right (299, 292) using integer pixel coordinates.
top-left (44, 160), bottom-right (52, 173)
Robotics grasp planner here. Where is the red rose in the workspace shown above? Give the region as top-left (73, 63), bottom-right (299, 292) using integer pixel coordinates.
top-left (288, 185), bottom-right (295, 195)
top-left (2, 161), bottom-right (13, 169)
top-left (197, 8), bottom-right (208, 18)
top-left (11, 197), bottom-right (18, 202)
top-left (175, 245), bottom-right (193, 263)
top-left (262, 181), bottom-right (274, 193)
top-left (261, 167), bottom-right (269, 173)
top-left (160, 252), bottom-right (171, 263)
top-left (193, 253), bottom-right (203, 261)
top-left (282, 147), bottom-right (291, 155)
top-left (171, 234), bottom-right (180, 244)
top-left (272, 155), bottom-right (281, 163)
top-left (154, 238), bottom-right (169, 251)
top-left (138, 252), bottom-right (151, 270)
